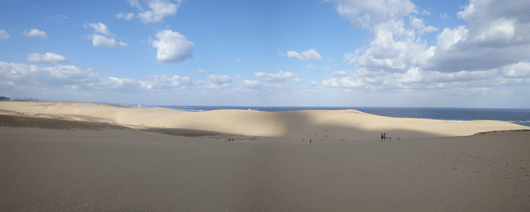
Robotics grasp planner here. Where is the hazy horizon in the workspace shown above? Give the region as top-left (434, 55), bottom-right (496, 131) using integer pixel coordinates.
top-left (1, 0), bottom-right (530, 108)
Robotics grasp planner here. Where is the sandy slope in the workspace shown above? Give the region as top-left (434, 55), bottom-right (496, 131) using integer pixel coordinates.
top-left (1, 101), bottom-right (530, 211)
top-left (1, 101), bottom-right (528, 139)
top-left (1, 127), bottom-right (529, 211)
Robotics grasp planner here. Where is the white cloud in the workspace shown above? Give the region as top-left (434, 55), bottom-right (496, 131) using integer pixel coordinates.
top-left (502, 62), bottom-right (530, 78)
top-left (116, 13), bottom-right (135, 20)
top-left (85, 23), bottom-right (128, 48)
top-left (125, 0), bottom-right (181, 24)
top-left (301, 49), bottom-right (322, 62)
top-left (0, 61), bottom-right (194, 93)
top-left (286, 49), bottom-right (322, 62)
top-left (332, 70), bottom-right (351, 77)
top-left (409, 16), bottom-right (438, 35)
top-left (205, 74), bottom-right (233, 89)
top-left (151, 29), bottom-right (193, 63)
top-left (97, 74), bottom-right (192, 92)
top-left (138, 75), bottom-right (192, 90)
top-left (424, 0), bottom-right (530, 72)
top-left (254, 71), bottom-right (299, 82)
top-left (306, 64), bottom-right (315, 69)
top-left (0, 29), bottom-right (10, 39)
top-left (241, 80), bottom-right (293, 92)
top-left (21, 29), bottom-right (47, 38)
top-left (242, 80), bottom-right (264, 90)
top-left (322, 77), bottom-right (364, 88)
top-left (192, 69), bottom-right (208, 74)
top-left (236, 59), bottom-right (242, 62)
top-left (343, 20), bottom-right (432, 73)
top-left (441, 13), bottom-right (450, 19)
top-left (86, 23), bottom-right (110, 36)
top-left (309, 81), bottom-right (319, 86)
top-left (27, 53), bottom-right (69, 64)
top-left (286, 50), bottom-right (303, 60)
top-left (91, 35), bottom-right (128, 48)
top-left (0, 61), bottom-right (99, 87)
top-left (127, 0), bottom-right (143, 10)
top-left (422, 10), bottom-right (431, 16)
top-left (326, 0), bottom-right (417, 28)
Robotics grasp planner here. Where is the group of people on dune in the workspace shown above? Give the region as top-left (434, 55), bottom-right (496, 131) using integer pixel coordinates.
top-left (381, 133), bottom-right (399, 140)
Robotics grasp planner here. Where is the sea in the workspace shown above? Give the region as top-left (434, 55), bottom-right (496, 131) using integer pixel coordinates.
top-left (123, 105), bottom-right (530, 127)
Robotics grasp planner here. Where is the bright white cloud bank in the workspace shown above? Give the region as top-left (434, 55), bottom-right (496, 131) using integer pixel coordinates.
top-left (0, 61), bottom-right (192, 92)
top-left (320, 0), bottom-right (530, 96)
top-left (151, 30), bottom-right (194, 63)
top-left (27, 53), bottom-right (69, 64)
top-left (22, 29), bottom-right (47, 38)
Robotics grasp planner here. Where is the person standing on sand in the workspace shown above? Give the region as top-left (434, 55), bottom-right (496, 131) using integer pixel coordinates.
top-left (310, 139), bottom-right (311, 144)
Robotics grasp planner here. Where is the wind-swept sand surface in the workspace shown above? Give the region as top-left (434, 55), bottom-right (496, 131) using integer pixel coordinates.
top-left (1, 101), bottom-right (529, 211)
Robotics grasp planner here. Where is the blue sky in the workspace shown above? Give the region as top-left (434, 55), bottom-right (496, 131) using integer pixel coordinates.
top-left (1, 0), bottom-right (529, 108)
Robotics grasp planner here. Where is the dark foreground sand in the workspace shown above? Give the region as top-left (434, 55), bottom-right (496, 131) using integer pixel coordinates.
top-left (1, 125), bottom-right (529, 211)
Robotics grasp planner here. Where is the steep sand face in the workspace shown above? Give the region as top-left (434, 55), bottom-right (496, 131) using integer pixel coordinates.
top-left (1, 101), bottom-right (528, 138)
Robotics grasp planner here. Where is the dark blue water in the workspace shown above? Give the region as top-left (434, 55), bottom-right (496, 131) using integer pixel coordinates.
top-left (129, 105), bottom-right (530, 127)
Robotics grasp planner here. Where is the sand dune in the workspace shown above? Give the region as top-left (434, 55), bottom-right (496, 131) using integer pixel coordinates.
top-left (1, 101), bottom-right (527, 139)
top-left (1, 101), bottom-right (530, 211)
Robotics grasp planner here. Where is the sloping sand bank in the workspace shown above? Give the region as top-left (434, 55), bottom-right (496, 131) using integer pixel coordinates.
top-left (1, 127), bottom-right (529, 211)
top-left (1, 101), bottom-right (528, 139)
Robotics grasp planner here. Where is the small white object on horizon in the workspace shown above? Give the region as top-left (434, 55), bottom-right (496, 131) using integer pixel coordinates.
top-left (138, 105), bottom-right (141, 107)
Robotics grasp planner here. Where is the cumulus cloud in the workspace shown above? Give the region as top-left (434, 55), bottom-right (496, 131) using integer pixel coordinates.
top-left (192, 69), bottom-right (208, 74)
top-left (21, 29), bottom-right (47, 38)
top-left (151, 30), bottom-right (193, 63)
top-left (205, 74), bottom-right (233, 89)
top-left (254, 71), bottom-right (299, 82)
top-left (330, 0), bottom-right (530, 81)
top-left (306, 64), bottom-right (315, 69)
top-left (0, 29), bottom-right (10, 39)
top-left (123, 0), bottom-right (181, 24)
top-left (236, 59), bottom-right (242, 62)
top-left (424, 0), bottom-right (530, 72)
top-left (332, 70), bottom-right (351, 77)
top-left (86, 23), bottom-right (110, 36)
top-left (85, 23), bottom-right (128, 48)
top-left (286, 49), bottom-right (322, 62)
top-left (116, 12), bottom-right (135, 20)
top-left (91, 35), bottom-right (128, 47)
top-left (441, 13), bottom-right (450, 19)
top-left (27, 53), bottom-right (70, 64)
